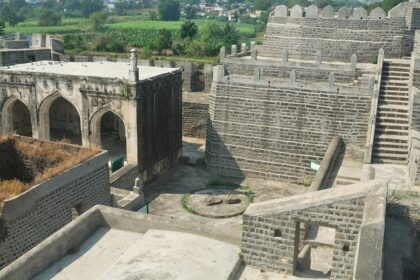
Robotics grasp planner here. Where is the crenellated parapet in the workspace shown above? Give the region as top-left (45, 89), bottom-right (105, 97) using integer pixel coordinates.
top-left (271, 4), bottom-right (404, 19)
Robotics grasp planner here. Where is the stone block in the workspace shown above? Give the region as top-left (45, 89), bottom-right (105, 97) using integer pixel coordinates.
top-left (290, 5), bottom-right (303, 18)
top-left (231, 45), bottom-right (237, 55)
top-left (321, 5), bottom-right (335, 18)
top-left (370, 7), bottom-right (386, 19)
top-left (338, 7), bottom-right (351, 18)
top-left (353, 7), bottom-right (368, 19)
top-left (274, 5), bottom-right (288, 17)
top-left (306, 5), bottom-right (319, 18)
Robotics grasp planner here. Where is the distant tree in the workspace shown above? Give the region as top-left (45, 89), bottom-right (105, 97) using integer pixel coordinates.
top-left (114, 0), bottom-right (141, 15)
top-left (287, 0), bottom-right (309, 8)
top-left (81, 0), bottom-right (104, 18)
top-left (0, 21), bottom-right (5, 37)
top-left (0, 5), bottom-right (24, 27)
top-left (149, 10), bottom-right (158, 20)
top-left (89, 10), bottom-right (107, 31)
top-left (180, 20), bottom-right (198, 39)
top-left (253, 0), bottom-right (271, 10)
top-left (38, 8), bottom-right (62, 26)
top-left (199, 21), bottom-right (240, 56)
top-left (184, 4), bottom-right (198, 19)
top-left (156, 28), bottom-right (173, 54)
top-left (158, 0), bottom-right (180, 21)
top-left (382, 0), bottom-right (404, 12)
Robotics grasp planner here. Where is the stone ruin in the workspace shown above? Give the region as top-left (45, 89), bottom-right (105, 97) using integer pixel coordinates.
top-left (0, 33), bottom-right (64, 66)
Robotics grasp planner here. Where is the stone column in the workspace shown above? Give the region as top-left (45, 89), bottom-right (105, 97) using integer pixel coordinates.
top-left (81, 94), bottom-right (90, 146)
top-left (129, 48), bottom-right (139, 82)
top-left (231, 45), bottom-right (237, 56)
top-left (219, 46), bottom-right (226, 61)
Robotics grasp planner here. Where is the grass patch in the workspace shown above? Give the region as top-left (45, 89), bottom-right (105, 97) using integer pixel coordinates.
top-left (0, 136), bottom-right (100, 202)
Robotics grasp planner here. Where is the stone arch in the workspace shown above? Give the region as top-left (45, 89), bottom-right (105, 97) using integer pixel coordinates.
top-left (38, 93), bottom-right (82, 144)
top-left (90, 108), bottom-right (127, 161)
top-left (338, 7), bottom-right (351, 18)
top-left (1, 96), bottom-right (32, 136)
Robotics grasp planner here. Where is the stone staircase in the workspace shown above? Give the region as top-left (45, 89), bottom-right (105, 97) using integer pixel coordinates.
top-left (372, 59), bottom-right (410, 164)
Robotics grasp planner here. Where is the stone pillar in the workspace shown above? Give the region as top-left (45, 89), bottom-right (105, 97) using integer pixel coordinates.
top-left (231, 45), bottom-right (237, 56)
top-left (129, 48), bottom-right (139, 82)
top-left (351, 54), bottom-right (357, 71)
top-left (251, 47), bottom-right (257, 60)
top-left (219, 46), bottom-right (226, 61)
top-left (81, 95), bottom-right (90, 147)
top-left (316, 51), bottom-right (322, 64)
top-left (282, 50), bottom-right (288, 63)
top-left (329, 72), bottom-right (335, 87)
top-left (213, 65), bottom-right (225, 82)
top-left (290, 70), bottom-right (296, 83)
top-left (133, 177), bottom-right (144, 194)
top-left (241, 43), bottom-right (247, 53)
top-left (254, 67), bottom-right (261, 80)
top-left (250, 41), bottom-right (256, 49)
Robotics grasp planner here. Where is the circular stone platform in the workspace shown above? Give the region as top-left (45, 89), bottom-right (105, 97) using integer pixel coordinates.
top-left (185, 188), bottom-right (250, 218)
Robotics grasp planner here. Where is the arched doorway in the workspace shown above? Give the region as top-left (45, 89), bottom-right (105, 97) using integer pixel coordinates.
top-left (100, 111), bottom-right (127, 161)
top-left (11, 99), bottom-right (32, 137)
top-left (49, 97), bottom-right (82, 145)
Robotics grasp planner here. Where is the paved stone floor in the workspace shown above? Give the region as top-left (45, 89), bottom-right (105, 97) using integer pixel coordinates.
top-left (142, 137), bottom-right (308, 241)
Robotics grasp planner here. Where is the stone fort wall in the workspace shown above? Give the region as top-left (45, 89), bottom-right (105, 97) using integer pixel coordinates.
top-left (206, 65), bottom-right (374, 182)
top-left (259, 4), bottom-right (410, 62)
top-left (0, 148), bottom-right (111, 269)
top-left (182, 92), bottom-right (208, 138)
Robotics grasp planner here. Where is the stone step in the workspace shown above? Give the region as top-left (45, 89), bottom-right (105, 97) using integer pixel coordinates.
top-left (376, 123), bottom-right (409, 130)
top-left (375, 127), bottom-right (409, 136)
top-left (381, 71), bottom-right (410, 77)
top-left (377, 113), bottom-right (409, 120)
top-left (376, 116), bottom-right (409, 123)
top-left (371, 156), bottom-right (407, 164)
top-left (372, 151), bottom-right (408, 159)
top-left (373, 140), bottom-right (408, 148)
top-left (380, 86), bottom-right (409, 91)
top-left (379, 95), bottom-right (409, 102)
top-left (373, 146), bottom-right (408, 154)
top-left (377, 104), bottom-right (408, 111)
top-left (374, 134), bottom-right (408, 141)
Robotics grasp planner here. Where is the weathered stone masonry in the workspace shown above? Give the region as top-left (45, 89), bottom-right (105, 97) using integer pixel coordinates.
top-left (182, 92), bottom-right (209, 138)
top-left (260, 4), bottom-right (412, 62)
top-left (242, 181), bottom-right (387, 279)
top-left (206, 65), bottom-right (374, 182)
top-left (0, 145), bottom-right (111, 269)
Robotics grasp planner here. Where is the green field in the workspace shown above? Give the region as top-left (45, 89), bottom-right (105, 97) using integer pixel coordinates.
top-left (6, 17), bottom-right (256, 37)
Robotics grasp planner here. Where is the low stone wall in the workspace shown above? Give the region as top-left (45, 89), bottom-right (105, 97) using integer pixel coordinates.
top-left (110, 163), bottom-right (138, 190)
top-left (241, 180), bottom-right (387, 279)
top-left (182, 92), bottom-right (209, 138)
top-left (0, 49), bottom-right (51, 67)
top-left (0, 151), bottom-right (111, 269)
top-left (0, 205), bottom-right (241, 280)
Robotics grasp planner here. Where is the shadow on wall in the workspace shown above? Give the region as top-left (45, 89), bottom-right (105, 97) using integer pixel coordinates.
top-left (205, 119), bottom-right (245, 182)
top-left (383, 202), bottom-right (420, 280)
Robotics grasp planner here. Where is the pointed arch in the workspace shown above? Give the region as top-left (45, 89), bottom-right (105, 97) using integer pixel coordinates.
top-left (38, 92), bottom-right (82, 143)
top-left (90, 108), bottom-right (127, 161)
top-left (1, 96), bottom-right (32, 136)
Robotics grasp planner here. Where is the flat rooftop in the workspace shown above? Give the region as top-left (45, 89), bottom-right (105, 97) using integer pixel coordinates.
top-left (0, 61), bottom-right (179, 80)
top-left (34, 228), bottom-right (240, 280)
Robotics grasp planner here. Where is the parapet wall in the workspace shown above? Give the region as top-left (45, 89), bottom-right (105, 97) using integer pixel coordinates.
top-left (260, 4), bottom-right (410, 62)
top-left (408, 31), bottom-right (420, 185)
top-left (0, 149), bottom-right (111, 269)
top-left (242, 180), bottom-right (387, 279)
top-left (206, 65), bottom-right (374, 182)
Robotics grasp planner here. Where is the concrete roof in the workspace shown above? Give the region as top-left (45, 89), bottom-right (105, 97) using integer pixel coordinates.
top-left (0, 61), bottom-right (179, 80)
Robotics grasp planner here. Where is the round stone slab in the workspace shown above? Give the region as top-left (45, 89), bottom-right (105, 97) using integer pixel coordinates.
top-left (186, 188), bottom-right (250, 218)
